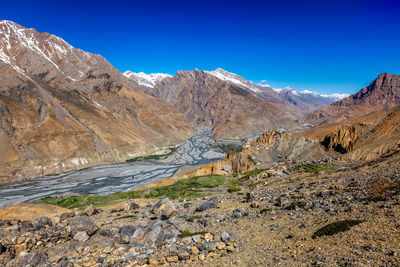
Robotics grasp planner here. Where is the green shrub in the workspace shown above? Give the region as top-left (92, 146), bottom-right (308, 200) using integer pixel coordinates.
top-left (284, 201), bottom-right (306, 210)
top-left (312, 219), bottom-right (363, 239)
top-left (289, 163), bottom-right (335, 174)
top-left (126, 147), bottom-right (177, 162)
top-left (227, 185), bottom-right (241, 193)
top-left (247, 155), bottom-right (256, 164)
top-left (218, 144), bottom-right (242, 154)
top-left (179, 231), bottom-right (209, 238)
top-left (114, 215), bottom-right (136, 220)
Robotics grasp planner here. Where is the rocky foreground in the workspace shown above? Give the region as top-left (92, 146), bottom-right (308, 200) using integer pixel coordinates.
top-left (1, 150), bottom-right (400, 266)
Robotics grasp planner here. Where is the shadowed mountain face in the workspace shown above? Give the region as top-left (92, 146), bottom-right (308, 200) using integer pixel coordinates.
top-left (304, 73), bottom-right (400, 125)
top-left (0, 20), bottom-right (195, 181)
top-left (149, 69), bottom-right (298, 139)
top-left (276, 87), bottom-right (345, 112)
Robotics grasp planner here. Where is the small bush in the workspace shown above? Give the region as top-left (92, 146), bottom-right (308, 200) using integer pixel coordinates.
top-left (114, 215), bottom-right (136, 220)
top-left (240, 169), bottom-right (266, 180)
top-left (289, 163), bottom-right (335, 174)
top-left (247, 155), bottom-right (256, 164)
top-left (228, 185), bottom-right (241, 193)
top-left (284, 202), bottom-right (306, 210)
top-left (179, 231), bottom-right (209, 238)
top-left (126, 147), bottom-right (177, 162)
top-left (185, 215), bottom-right (200, 223)
top-left (368, 179), bottom-right (400, 201)
top-left (312, 219), bottom-right (363, 239)
top-left (260, 208), bottom-right (272, 214)
top-left (218, 144), bottom-right (242, 154)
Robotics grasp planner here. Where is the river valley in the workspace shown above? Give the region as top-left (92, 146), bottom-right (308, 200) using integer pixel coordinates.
top-left (0, 131), bottom-right (227, 207)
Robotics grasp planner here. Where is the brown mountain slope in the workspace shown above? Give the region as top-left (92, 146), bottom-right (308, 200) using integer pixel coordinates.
top-left (149, 69), bottom-right (298, 139)
top-left (0, 21), bottom-right (194, 181)
top-left (304, 72), bottom-right (400, 125)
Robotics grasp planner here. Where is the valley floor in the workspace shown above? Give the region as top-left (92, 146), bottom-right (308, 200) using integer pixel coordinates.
top-left (1, 153), bottom-right (400, 266)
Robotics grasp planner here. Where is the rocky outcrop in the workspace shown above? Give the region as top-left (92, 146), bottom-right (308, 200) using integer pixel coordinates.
top-left (0, 20), bottom-right (195, 181)
top-left (302, 104), bottom-right (400, 161)
top-left (175, 129), bottom-right (330, 179)
top-left (321, 126), bottom-right (358, 153)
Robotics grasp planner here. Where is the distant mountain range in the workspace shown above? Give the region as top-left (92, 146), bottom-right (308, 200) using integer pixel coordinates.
top-left (124, 68), bottom-right (348, 109)
top-left (124, 68), bottom-right (348, 139)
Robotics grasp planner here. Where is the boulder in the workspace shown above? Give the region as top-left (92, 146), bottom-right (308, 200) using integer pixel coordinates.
top-left (0, 242), bottom-right (5, 254)
top-left (120, 225), bottom-right (135, 244)
top-left (34, 217), bottom-right (52, 230)
top-left (19, 252), bottom-right (43, 267)
top-left (232, 208), bottom-right (245, 218)
top-left (196, 196), bottom-right (219, 212)
top-left (60, 211), bottom-right (75, 220)
top-left (73, 231), bottom-right (89, 242)
top-left (221, 231), bottom-right (238, 242)
top-left (130, 223), bottom-right (166, 247)
top-left (125, 199), bottom-right (140, 211)
top-left (83, 204), bottom-right (98, 216)
top-left (144, 225), bottom-right (165, 245)
top-left (67, 216), bottom-right (98, 236)
top-left (19, 221), bottom-right (34, 232)
top-left (151, 198), bottom-right (175, 220)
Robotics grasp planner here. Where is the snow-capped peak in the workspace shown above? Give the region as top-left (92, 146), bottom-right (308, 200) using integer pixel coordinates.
top-left (300, 90), bottom-right (348, 100)
top-left (320, 93), bottom-right (349, 100)
top-left (273, 86), bottom-right (297, 94)
top-left (301, 89), bottom-right (317, 95)
top-left (0, 20), bottom-right (85, 81)
top-left (205, 68), bottom-right (262, 93)
top-left (124, 71), bottom-right (171, 88)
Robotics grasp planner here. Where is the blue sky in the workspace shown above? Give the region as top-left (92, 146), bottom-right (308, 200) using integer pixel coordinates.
top-left (1, 0), bottom-right (399, 95)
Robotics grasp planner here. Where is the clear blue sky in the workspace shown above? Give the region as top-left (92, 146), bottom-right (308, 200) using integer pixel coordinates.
top-left (1, 0), bottom-right (399, 94)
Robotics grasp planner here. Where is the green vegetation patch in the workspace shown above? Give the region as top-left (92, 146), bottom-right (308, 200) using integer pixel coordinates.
top-left (312, 219), bottom-right (363, 239)
top-left (114, 215), bottom-right (136, 220)
top-left (218, 144), bottom-right (243, 154)
top-left (185, 215), bottom-right (201, 223)
top-left (126, 147), bottom-right (177, 162)
top-left (227, 185), bottom-right (241, 193)
top-left (33, 175), bottom-right (227, 209)
top-left (289, 163), bottom-right (336, 174)
top-left (247, 155), bottom-right (256, 164)
top-left (240, 169), bottom-right (266, 180)
top-left (179, 231), bottom-right (209, 238)
top-left (284, 201), bottom-right (306, 210)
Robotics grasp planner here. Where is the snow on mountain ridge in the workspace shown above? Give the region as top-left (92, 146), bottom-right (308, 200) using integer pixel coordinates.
top-left (301, 89), bottom-right (349, 100)
top-left (205, 68), bottom-right (262, 93)
top-left (0, 20), bottom-right (97, 81)
top-left (123, 71), bottom-right (171, 88)
top-left (122, 67), bottom-right (350, 101)
top-left (320, 93), bottom-right (349, 100)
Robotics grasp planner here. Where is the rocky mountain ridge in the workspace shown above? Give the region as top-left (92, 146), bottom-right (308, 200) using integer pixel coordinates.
top-left (0, 20), bottom-right (195, 181)
top-left (305, 72), bottom-right (400, 125)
